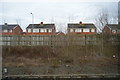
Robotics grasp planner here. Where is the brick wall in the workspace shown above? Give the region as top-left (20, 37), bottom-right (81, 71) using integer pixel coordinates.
top-left (103, 26), bottom-right (120, 35)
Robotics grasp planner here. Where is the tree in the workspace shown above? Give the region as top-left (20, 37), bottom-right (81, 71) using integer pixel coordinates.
top-left (94, 9), bottom-right (110, 56)
top-left (95, 9), bottom-right (109, 32)
top-left (57, 22), bottom-right (66, 33)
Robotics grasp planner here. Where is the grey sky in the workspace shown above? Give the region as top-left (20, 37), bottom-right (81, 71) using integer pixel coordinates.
top-left (0, 0), bottom-right (119, 32)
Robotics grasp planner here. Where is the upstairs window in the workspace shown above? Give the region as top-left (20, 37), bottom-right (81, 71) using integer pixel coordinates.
top-left (41, 29), bottom-right (47, 32)
top-left (33, 29), bottom-right (39, 32)
top-left (3, 30), bottom-right (7, 32)
top-left (112, 30), bottom-right (116, 33)
top-left (9, 30), bottom-right (12, 32)
top-left (27, 29), bottom-right (31, 32)
top-left (48, 29), bottom-right (52, 32)
top-left (91, 29), bottom-right (95, 32)
top-left (70, 29), bottom-right (74, 32)
top-left (83, 29), bottom-right (90, 32)
top-left (75, 28), bottom-right (82, 32)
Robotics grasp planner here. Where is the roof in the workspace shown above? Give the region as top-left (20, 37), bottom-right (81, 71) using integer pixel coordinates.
top-left (68, 23), bottom-right (96, 28)
top-left (0, 24), bottom-right (19, 30)
top-left (26, 24), bottom-right (55, 29)
top-left (106, 24), bottom-right (120, 29)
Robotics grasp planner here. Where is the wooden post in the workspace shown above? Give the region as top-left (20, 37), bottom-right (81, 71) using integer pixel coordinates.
top-left (85, 34), bottom-right (87, 56)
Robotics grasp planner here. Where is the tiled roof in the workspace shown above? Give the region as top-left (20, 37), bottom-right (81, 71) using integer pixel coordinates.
top-left (106, 24), bottom-right (120, 29)
top-left (0, 24), bottom-right (19, 30)
top-left (68, 23), bottom-right (96, 28)
top-left (26, 24), bottom-right (55, 28)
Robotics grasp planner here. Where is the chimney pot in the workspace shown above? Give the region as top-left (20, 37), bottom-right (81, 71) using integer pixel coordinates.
top-left (80, 21), bottom-right (82, 24)
top-left (41, 22), bottom-right (43, 24)
top-left (4, 23), bottom-right (7, 26)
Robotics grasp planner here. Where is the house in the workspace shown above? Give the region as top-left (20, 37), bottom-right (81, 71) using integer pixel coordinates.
top-left (0, 23), bottom-right (23, 35)
top-left (103, 24), bottom-right (120, 35)
top-left (26, 22), bottom-right (56, 35)
top-left (67, 22), bottom-right (96, 34)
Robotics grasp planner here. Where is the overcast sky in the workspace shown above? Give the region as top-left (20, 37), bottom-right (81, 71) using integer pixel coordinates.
top-left (0, 0), bottom-right (119, 32)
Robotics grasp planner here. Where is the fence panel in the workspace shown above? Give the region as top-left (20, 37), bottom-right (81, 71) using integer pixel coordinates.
top-left (1, 35), bottom-right (120, 46)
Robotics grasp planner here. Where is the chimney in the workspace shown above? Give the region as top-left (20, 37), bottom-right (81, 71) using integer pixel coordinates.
top-left (4, 23), bottom-right (7, 26)
top-left (79, 21), bottom-right (82, 24)
top-left (41, 22), bottom-right (43, 24)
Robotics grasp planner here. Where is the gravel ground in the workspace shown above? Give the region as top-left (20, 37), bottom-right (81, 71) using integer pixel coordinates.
top-left (4, 64), bottom-right (118, 75)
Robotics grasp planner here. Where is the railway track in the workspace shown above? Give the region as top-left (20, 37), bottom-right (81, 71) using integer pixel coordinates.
top-left (2, 74), bottom-right (120, 79)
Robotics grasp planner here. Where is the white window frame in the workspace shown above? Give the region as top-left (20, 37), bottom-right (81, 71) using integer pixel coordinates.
top-left (112, 30), bottom-right (116, 33)
top-left (40, 29), bottom-right (47, 32)
top-left (3, 30), bottom-right (7, 32)
top-left (91, 29), bottom-right (95, 32)
top-left (33, 29), bottom-right (39, 33)
top-left (83, 29), bottom-right (90, 32)
top-left (9, 30), bottom-right (12, 32)
top-left (48, 29), bottom-right (52, 32)
top-left (70, 28), bottom-right (74, 32)
top-left (75, 28), bottom-right (82, 32)
top-left (27, 29), bottom-right (31, 32)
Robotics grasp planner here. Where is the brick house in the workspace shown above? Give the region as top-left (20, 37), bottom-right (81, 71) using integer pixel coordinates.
top-left (102, 24), bottom-right (120, 35)
top-left (0, 23), bottom-right (23, 35)
top-left (26, 22), bottom-right (56, 35)
top-left (67, 22), bottom-right (96, 34)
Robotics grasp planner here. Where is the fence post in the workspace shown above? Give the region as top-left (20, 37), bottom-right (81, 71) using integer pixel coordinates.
top-left (85, 34), bottom-right (87, 56)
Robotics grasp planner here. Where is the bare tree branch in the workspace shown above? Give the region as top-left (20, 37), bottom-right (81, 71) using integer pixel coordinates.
top-left (95, 9), bottom-right (109, 32)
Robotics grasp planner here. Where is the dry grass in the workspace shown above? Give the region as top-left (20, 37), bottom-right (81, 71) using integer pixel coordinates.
top-left (2, 45), bottom-right (119, 67)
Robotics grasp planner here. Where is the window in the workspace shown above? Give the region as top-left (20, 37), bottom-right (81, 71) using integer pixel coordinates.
top-left (3, 30), bottom-right (7, 32)
top-left (33, 29), bottom-right (39, 32)
top-left (48, 29), bottom-right (52, 32)
top-left (91, 29), bottom-right (95, 32)
top-left (41, 29), bottom-right (47, 32)
top-left (27, 29), bottom-right (31, 32)
top-left (112, 30), bottom-right (116, 33)
top-left (9, 30), bottom-right (12, 32)
top-left (70, 29), bottom-right (74, 32)
top-left (75, 29), bottom-right (82, 32)
top-left (83, 29), bottom-right (89, 32)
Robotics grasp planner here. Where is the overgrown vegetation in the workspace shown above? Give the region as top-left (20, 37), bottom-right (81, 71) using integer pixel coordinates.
top-left (2, 34), bottom-right (120, 68)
